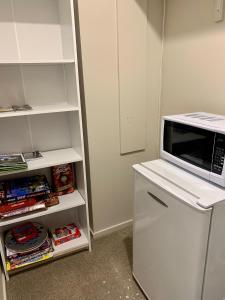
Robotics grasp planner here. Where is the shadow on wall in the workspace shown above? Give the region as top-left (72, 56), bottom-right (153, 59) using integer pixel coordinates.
top-left (160, 0), bottom-right (225, 38)
top-left (134, 0), bottom-right (164, 39)
top-left (160, 0), bottom-right (225, 117)
top-left (136, 0), bottom-right (225, 38)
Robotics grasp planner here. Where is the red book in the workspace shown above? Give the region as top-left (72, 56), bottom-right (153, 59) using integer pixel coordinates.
top-left (0, 198), bottom-right (37, 213)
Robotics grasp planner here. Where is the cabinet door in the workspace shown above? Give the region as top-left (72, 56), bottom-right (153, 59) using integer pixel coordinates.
top-left (133, 172), bottom-right (211, 300)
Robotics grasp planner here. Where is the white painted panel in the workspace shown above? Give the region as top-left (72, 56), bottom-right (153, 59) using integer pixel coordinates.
top-left (75, 161), bottom-right (85, 199)
top-left (117, 0), bottom-right (147, 154)
top-left (77, 0), bottom-right (163, 232)
top-left (0, 117), bottom-right (31, 153)
top-left (58, 0), bottom-right (74, 59)
top-left (64, 64), bottom-right (78, 106)
top-left (30, 113), bottom-right (71, 151)
top-left (13, 0), bottom-right (63, 60)
top-left (0, 0), bottom-right (18, 61)
top-left (69, 111), bottom-right (82, 154)
top-left (38, 209), bottom-right (78, 229)
top-left (76, 205), bottom-right (88, 235)
top-left (0, 65), bottom-right (25, 106)
top-left (22, 65), bottom-right (67, 106)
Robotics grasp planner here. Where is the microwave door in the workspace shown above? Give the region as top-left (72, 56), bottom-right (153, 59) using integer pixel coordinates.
top-left (163, 121), bottom-right (215, 172)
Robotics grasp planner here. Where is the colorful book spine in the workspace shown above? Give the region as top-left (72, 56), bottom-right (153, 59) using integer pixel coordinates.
top-left (6, 252), bottom-right (53, 271)
top-left (0, 202), bottom-right (46, 219)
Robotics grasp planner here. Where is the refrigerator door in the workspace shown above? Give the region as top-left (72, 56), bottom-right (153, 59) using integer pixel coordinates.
top-left (133, 169), bottom-right (211, 300)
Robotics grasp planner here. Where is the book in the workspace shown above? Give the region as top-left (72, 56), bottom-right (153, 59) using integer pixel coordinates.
top-left (8, 247), bottom-right (52, 266)
top-left (0, 153), bottom-right (27, 173)
top-left (0, 202), bottom-right (46, 219)
top-left (0, 153), bottom-right (27, 174)
top-left (0, 198), bottom-right (37, 213)
top-left (1, 175), bottom-right (50, 202)
top-left (0, 154), bottom-right (25, 165)
top-left (6, 252), bottom-right (53, 271)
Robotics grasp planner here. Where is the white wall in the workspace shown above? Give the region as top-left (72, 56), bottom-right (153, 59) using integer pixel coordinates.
top-left (161, 0), bottom-right (225, 116)
top-left (77, 0), bottom-right (164, 234)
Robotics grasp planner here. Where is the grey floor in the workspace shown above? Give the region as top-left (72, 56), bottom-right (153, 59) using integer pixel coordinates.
top-left (6, 227), bottom-right (146, 300)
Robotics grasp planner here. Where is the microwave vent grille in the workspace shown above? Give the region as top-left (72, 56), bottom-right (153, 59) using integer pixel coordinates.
top-left (184, 113), bottom-right (225, 122)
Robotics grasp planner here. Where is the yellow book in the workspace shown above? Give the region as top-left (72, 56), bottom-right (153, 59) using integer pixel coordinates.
top-left (6, 252), bottom-right (53, 271)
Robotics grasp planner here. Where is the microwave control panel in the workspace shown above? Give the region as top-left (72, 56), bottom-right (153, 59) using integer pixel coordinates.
top-left (212, 134), bottom-right (225, 175)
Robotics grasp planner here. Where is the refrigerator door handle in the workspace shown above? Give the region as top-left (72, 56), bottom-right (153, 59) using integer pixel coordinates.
top-left (147, 191), bottom-right (168, 208)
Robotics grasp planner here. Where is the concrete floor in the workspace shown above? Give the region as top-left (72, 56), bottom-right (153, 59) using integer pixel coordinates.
top-left (6, 227), bottom-right (146, 300)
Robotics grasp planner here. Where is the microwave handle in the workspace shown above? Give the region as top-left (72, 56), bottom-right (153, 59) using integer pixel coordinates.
top-left (147, 191), bottom-right (168, 208)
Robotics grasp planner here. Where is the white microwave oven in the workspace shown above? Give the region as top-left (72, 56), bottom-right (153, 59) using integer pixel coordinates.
top-left (160, 112), bottom-right (225, 187)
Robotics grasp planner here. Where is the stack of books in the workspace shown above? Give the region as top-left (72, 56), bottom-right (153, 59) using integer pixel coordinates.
top-left (5, 222), bottom-right (53, 271)
top-left (0, 175), bottom-right (50, 219)
top-left (0, 154), bottom-right (28, 173)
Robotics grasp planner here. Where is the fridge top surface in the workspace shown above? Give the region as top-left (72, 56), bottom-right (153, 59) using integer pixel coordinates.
top-left (133, 159), bottom-right (225, 209)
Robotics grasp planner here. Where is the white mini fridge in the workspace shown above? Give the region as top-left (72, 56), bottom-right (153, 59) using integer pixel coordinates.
top-left (133, 159), bottom-right (225, 300)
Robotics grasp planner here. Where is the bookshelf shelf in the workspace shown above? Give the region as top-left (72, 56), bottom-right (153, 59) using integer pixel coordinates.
top-left (0, 0), bottom-right (91, 281)
top-left (0, 191), bottom-right (85, 227)
top-left (0, 148), bottom-right (83, 177)
top-left (0, 59), bottom-right (75, 65)
top-left (0, 103), bottom-right (79, 118)
top-left (0, 104), bottom-right (79, 119)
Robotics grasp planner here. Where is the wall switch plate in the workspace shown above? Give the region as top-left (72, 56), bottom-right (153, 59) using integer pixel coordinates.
top-left (214, 0), bottom-right (224, 22)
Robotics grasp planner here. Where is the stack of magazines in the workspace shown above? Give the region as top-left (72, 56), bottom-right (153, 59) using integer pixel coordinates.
top-left (0, 154), bottom-right (27, 173)
top-left (0, 175), bottom-right (50, 218)
top-left (5, 222), bottom-right (53, 271)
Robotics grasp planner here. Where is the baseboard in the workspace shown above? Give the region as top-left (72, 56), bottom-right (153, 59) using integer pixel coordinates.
top-left (91, 219), bottom-right (133, 239)
top-left (133, 273), bottom-right (150, 300)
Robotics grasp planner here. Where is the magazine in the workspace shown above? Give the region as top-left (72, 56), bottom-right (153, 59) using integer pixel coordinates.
top-left (0, 153), bottom-right (27, 173)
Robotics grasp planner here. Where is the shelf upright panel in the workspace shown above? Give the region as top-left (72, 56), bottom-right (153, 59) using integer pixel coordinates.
top-left (68, 0), bottom-right (92, 251)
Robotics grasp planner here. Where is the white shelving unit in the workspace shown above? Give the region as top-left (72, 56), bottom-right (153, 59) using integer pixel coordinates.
top-left (0, 0), bottom-right (91, 281)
